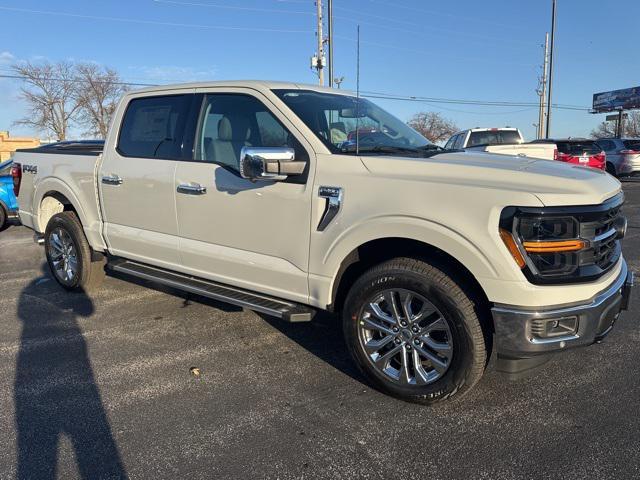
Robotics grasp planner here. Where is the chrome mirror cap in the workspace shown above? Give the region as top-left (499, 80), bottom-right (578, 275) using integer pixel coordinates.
top-left (240, 146), bottom-right (305, 182)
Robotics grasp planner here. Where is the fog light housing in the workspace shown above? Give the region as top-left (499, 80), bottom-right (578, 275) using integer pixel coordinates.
top-left (530, 316), bottom-right (578, 339)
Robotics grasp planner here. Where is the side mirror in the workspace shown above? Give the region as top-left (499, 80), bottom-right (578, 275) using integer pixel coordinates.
top-left (239, 147), bottom-right (305, 182)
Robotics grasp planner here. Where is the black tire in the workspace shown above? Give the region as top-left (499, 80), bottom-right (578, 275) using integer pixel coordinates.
top-left (44, 211), bottom-right (105, 292)
top-left (606, 162), bottom-right (617, 177)
top-left (0, 205), bottom-right (6, 232)
top-left (342, 257), bottom-right (487, 405)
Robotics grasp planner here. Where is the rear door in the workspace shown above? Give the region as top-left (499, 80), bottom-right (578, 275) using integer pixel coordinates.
top-left (99, 91), bottom-right (195, 268)
top-left (173, 89), bottom-right (315, 302)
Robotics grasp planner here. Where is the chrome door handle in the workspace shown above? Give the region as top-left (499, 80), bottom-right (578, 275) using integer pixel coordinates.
top-left (177, 183), bottom-right (207, 195)
top-left (102, 174), bottom-right (123, 186)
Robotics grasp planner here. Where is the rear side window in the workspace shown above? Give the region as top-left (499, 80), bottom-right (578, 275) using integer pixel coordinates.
top-left (556, 141), bottom-right (601, 155)
top-left (467, 130), bottom-right (521, 147)
top-left (596, 140), bottom-right (616, 151)
top-left (118, 95), bottom-right (192, 159)
top-left (623, 140), bottom-right (640, 151)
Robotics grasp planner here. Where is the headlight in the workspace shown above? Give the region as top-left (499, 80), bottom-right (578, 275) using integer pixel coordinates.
top-left (500, 195), bottom-right (625, 285)
top-left (517, 216), bottom-right (578, 241)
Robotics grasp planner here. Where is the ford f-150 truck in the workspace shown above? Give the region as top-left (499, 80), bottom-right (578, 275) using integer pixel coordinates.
top-left (14, 81), bottom-right (634, 404)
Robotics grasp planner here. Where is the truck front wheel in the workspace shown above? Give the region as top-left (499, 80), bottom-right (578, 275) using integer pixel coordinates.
top-left (343, 257), bottom-right (487, 404)
top-left (44, 212), bottom-right (105, 292)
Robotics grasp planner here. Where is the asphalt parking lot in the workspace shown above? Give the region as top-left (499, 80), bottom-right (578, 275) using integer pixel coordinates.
top-left (0, 181), bottom-right (638, 480)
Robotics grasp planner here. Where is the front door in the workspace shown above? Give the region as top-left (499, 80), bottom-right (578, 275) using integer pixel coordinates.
top-left (174, 91), bottom-right (314, 303)
top-left (99, 92), bottom-right (193, 268)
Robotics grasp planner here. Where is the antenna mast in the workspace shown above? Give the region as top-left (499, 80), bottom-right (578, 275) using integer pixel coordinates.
top-left (356, 25), bottom-right (360, 155)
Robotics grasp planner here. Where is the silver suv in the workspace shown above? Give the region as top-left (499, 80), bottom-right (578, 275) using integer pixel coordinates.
top-left (595, 138), bottom-right (640, 177)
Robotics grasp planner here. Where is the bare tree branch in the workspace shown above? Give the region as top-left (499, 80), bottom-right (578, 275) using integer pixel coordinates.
top-left (591, 111), bottom-right (640, 139)
top-left (11, 61), bottom-right (81, 140)
top-left (74, 63), bottom-right (129, 138)
top-left (407, 111), bottom-right (458, 144)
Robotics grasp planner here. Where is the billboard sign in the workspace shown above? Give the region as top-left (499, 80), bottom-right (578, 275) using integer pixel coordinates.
top-left (593, 86), bottom-right (640, 113)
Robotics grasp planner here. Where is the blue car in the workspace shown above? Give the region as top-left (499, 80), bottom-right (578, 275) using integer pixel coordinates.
top-left (0, 159), bottom-right (18, 231)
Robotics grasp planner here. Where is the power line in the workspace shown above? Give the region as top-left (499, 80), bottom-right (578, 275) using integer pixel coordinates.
top-left (360, 91), bottom-right (590, 112)
top-left (0, 73), bottom-right (156, 87)
top-left (152, 0), bottom-right (313, 16)
top-left (0, 6), bottom-right (309, 34)
top-left (0, 74), bottom-right (590, 112)
top-left (333, 35), bottom-right (538, 68)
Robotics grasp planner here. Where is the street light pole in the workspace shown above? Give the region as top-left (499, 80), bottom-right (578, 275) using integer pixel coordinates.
top-left (316, 0), bottom-right (324, 86)
top-left (327, 0), bottom-right (334, 88)
top-left (545, 0), bottom-right (557, 138)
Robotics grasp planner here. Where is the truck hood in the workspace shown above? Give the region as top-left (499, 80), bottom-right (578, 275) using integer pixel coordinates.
top-left (360, 151), bottom-right (621, 206)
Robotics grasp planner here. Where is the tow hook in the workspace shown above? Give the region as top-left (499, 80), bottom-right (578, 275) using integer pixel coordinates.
top-left (33, 233), bottom-right (44, 246)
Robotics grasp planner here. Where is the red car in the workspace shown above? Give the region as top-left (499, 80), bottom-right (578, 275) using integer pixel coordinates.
top-left (532, 138), bottom-right (606, 170)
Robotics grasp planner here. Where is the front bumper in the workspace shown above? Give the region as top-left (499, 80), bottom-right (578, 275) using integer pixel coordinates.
top-left (492, 260), bottom-right (634, 368)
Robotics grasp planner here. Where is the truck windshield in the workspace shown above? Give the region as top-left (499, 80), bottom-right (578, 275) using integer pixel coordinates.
top-left (467, 130), bottom-right (522, 147)
top-left (273, 89), bottom-right (432, 155)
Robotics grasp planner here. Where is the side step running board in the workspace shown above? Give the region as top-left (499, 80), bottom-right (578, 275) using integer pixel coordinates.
top-left (107, 259), bottom-right (315, 322)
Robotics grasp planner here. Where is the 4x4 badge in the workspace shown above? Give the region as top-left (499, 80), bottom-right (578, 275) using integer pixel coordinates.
top-left (317, 186), bottom-right (343, 231)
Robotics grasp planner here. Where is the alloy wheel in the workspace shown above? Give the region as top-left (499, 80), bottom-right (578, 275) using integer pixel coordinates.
top-left (48, 227), bottom-right (79, 284)
top-left (357, 288), bottom-right (453, 385)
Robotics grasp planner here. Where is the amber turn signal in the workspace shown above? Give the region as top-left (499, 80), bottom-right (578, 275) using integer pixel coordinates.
top-left (522, 239), bottom-right (586, 253)
top-left (499, 229), bottom-right (526, 268)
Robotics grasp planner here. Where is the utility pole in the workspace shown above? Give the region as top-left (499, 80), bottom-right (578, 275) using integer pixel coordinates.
top-left (315, 0), bottom-right (325, 86)
top-left (537, 33), bottom-right (550, 139)
top-left (327, 0), bottom-right (334, 87)
top-left (545, 0), bottom-right (557, 138)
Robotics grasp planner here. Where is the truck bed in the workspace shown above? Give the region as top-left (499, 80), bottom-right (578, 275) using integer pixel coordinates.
top-left (17, 140), bottom-right (104, 156)
top-left (14, 142), bottom-right (105, 250)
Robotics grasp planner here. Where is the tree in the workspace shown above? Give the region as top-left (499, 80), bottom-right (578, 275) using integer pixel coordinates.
top-left (591, 111), bottom-right (640, 139)
top-left (75, 63), bottom-right (129, 138)
top-left (11, 61), bottom-right (81, 141)
top-left (407, 111), bottom-right (458, 144)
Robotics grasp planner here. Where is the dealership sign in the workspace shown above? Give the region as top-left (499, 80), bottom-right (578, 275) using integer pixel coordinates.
top-left (593, 86), bottom-right (640, 113)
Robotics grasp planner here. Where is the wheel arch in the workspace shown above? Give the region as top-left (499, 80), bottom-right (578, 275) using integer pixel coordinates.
top-left (329, 237), bottom-right (491, 318)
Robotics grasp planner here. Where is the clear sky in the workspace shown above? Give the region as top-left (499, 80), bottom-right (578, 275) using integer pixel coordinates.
top-left (0, 0), bottom-right (638, 141)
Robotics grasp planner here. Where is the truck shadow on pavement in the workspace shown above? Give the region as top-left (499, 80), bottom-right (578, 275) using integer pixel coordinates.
top-left (257, 311), bottom-right (364, 384)
top-left (14, 265), bottom-right (127, 479)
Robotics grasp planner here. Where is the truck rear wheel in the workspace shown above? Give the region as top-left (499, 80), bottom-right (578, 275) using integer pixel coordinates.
top-left (342, 257), bottom-right (487, 405)
top-left (44, 212), bottom-right (105, 292)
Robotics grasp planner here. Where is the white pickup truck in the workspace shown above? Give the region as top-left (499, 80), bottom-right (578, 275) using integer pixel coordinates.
top-left (14, 81), bottom-right (633, 404)
top-left (445, 127), bottom-right (557, 160)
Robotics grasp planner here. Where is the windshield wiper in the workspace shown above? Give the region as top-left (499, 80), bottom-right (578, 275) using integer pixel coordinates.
top-left (340, 144), bottom-right (421, 155)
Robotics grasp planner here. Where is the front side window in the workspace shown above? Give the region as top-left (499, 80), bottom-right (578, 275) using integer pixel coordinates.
top-left (194, 94), bottom-right (305, 171)
top-left (444, 135), bottom-right (457, 149)
top-left (453, 133), bottom-right (465, 149)
top-left (273, 89), bottom-right (432, 155)
top-left (117, 95), bottom-right (192, 159)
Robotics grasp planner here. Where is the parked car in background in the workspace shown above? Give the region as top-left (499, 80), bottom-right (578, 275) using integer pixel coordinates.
top-left (595, 138), bottom-right (640, 177)
top-left (531, 138), bottom-right (606, 171)
top-left (0, 159), bottom-right (18, 231)
top-left (444, 128), bottom-right (556, 160)
top-left (445, 127), bottom-right (524, 149)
